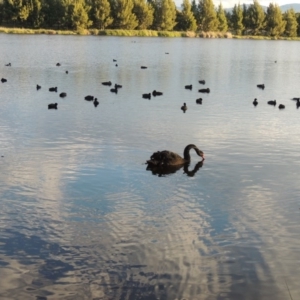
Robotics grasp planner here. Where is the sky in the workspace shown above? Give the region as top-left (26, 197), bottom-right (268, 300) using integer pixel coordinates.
top-left (174, 0), bottom-right (300, 9)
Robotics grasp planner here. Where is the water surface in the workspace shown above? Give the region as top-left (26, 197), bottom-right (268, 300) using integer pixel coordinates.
top-left (0, 35), bottom-right (300, 299)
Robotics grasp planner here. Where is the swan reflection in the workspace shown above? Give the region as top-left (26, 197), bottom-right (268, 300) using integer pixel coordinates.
top-left (146, 160), bottom-right (204, 177)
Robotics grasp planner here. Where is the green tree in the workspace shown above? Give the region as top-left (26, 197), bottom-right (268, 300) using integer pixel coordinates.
top-left (151, 0), bottom-right (176, 30)
top-left (41, 0), bottom-right (66, 28)
top-left (216, 3), bottom-right (227, 32)
top-left (198, 0), bottom-right (218, 31)
top-left (265, 3), bottom-right (286, 36)
top-left (111, 0), bottom-right (138, 29)
top-left (176, 0), bottom-right (196, 31)
top-left (132, 0), bottom-right (153, 29)
top-left (89, 0), bottom-right (113, 29)
top-left (247, 0), bottom-right (265, 35)
top-left (231, 3), bottom-right (244, 35)
top-left (26, 0), bottom-right (43, 27)
top-left (242, 3), bottom-right (249, 30)
top-left (191, 0), bottom-right (199, 24)
top-left (284, 8), bottom-right (298, 37)
top-left (297, 13), bottom-right (300, 36)
top-left (65, 0), bottom-right (92, 30)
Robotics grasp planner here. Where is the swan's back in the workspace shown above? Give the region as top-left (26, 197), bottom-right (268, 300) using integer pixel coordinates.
top-left (147, 150), bottom-right (184, 166)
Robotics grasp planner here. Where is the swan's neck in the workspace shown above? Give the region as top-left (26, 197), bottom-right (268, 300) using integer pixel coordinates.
top-left (183, 144), bottom-right (196, 161)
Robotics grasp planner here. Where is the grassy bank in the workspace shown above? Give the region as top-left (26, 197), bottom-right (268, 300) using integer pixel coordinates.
top-left (1, 27), bottom-right (299, 40)
top-left (0, 27), bottom-right (231, 38)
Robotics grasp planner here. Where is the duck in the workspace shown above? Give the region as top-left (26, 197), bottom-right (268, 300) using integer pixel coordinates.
top-left (152, 90), bottom-right (163, 96)
top-left (196, 98), bottom-right (202, 104)
top-left (253, 98), bottom-right (258, 106)
top-left (146, 144), bottom-right (204, 167)
top-left (59, 92), bottom-right (67, 98)
top-left (185, 84), bottom-right (192, 90)
top-left (278, 104), bottom-right (285, 109)
top-left (1, 78), bottom-right (7, 83)
top-left (257, 84), bottom-right (265, 89)
top-left (199, 80), bottom-right (205, 84)
top-left (85, 95), bottom-right (94, 101)
top-left (102, 81), bottom-right (112, 86)
top-left (143, 93), bottom-right (151, 99)
top-left (93, 98), bottom-right (99, 107)
top-left (48, 103), bottom-right (58, 109)
top-left (181, 103), bottom-right (187, 112)
top-left (267, 100), bottom-right (276, 106)
top-left (198, 88), bottom-right (210, 93)
top-left (36, 84), bottom-right (41, 90)
top-left (49, 87), bottom-right (57, 92)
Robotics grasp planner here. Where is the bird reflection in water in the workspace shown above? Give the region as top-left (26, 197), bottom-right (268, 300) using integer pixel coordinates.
top-left (146, 160), bottom-right (204, 177)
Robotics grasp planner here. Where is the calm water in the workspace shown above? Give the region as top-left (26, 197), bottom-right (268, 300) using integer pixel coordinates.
top-left (0, 35), bottom-right (300, 300)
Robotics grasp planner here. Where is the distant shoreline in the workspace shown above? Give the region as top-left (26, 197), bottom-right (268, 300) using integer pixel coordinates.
top-left (1, 27), bottom-right (300, 41)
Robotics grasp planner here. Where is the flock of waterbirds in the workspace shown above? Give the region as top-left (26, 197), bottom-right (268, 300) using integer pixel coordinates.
top-left (2, 59), bottom-right (299, 113)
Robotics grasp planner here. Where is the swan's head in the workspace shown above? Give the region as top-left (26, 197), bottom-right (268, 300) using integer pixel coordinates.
top-left (195, 148), bottom-right (205, 159)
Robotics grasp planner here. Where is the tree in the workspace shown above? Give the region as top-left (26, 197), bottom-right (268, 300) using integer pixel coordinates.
top-left (132, 0), bottom-right (153, 29)
top-left (198, 0), bottom-right (218, 31)
top-left (111, 0), bottom-right (138, 29)
top-left (65, 0), bottom-right (92, 30)
top-left (191, 0), bottom-right (199, 26)
top-left (247, 0), bottom-right (265, 35)
top-left (90, 0), bottom-right (113, 29)
top-left (265, 3), bottom-right (286, 37)
top-left (284, 8), bottom-right (298, 37)
top-left (231, 3), bottom-right (244, 35)
top-left (41, 0), bottom-right (66, 28)
top-left (176, 0), bottom-right (196, 31)
top-left (297, 13), bottom-right (300, 36)
top-left (151, 0), bottom-right (176, 30)
top-left (216, 3), bottom-right (227, 32)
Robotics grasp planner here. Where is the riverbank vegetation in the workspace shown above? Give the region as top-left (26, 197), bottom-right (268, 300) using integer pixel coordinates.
top-left (0, 0), bottom-right (299, 38)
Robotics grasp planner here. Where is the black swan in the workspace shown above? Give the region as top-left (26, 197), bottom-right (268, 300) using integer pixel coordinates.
top-left (257, 84), bottom-right (265, 89)
top-left (278, 104), bottom-right (285, 109)
top-left (199, 88), bottom-right (210, 93)
top-left (56, 63), bottom-right (61, 66)
top-left (199, 80), bottom-right (205, 84)
top-left (48, 103), bottom-right (58, 109)
top-left (141, 66), bottom-right (147, 69)
top-left (181, 103), bottom-right (187, 112)
top-left (1, 78), bottom-right (7, 83)
top-left (5, 63), bottom-right (11, 67)
top-left (115, 83), bottom-right (122, 89)
top-left (60, 92), bottom-right (67, 98)
top-left (36, 84), bottom-right (41, 90)
top-left (185, 84), bottom-right (192, 90)
top-left (49, 87), bottom-right (57, 92)
top-left (102, 81), bottom-right (112, 86)
top-left (268, 100), bottom-right (276, 106)
top-left (253, 98), bottom-right (258, 106)
top-left (196, 98), bottom-right (202, 104)
top-left (146, 144), bottom-right (204, 167)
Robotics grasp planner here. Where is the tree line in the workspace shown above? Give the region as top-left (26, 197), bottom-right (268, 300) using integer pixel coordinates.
top-left (0, 0), bottom-right (299, 37)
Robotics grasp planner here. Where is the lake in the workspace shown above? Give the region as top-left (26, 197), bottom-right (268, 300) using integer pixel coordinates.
top-left (0, 34), bottom-right (300, 300)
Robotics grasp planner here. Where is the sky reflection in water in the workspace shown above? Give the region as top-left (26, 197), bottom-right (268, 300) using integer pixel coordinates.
top-left (0, 35), bottom-right (300, 299)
